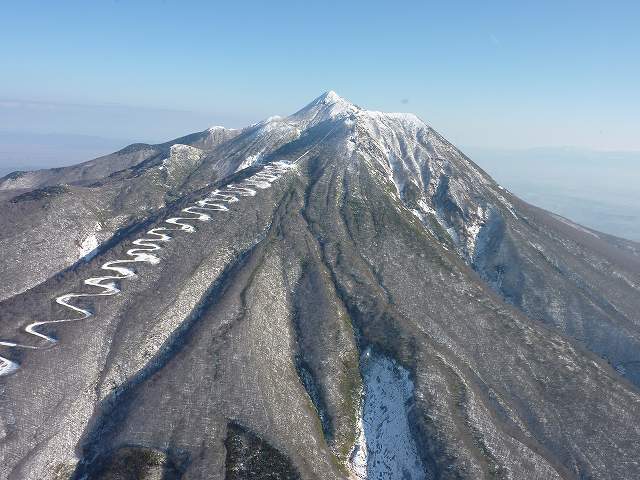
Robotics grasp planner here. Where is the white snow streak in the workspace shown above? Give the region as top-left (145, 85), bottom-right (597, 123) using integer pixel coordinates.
top-left (349, 349), bottom-right (426, 479)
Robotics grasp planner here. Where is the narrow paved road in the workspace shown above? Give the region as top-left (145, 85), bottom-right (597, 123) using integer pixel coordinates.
top-left (0, 162), bottom-right (293, 376)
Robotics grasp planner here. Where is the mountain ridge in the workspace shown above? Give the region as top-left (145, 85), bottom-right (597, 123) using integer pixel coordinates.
top-left (0, 92), bottom-right (639, 480)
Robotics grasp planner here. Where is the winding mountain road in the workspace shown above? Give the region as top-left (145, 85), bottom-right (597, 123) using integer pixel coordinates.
top-left (0, 161), bottom-right (294, 377)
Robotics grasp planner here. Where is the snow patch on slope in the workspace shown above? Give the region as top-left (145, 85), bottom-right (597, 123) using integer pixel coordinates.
top-left (78, 222), bottom-right (103, 260)
top-left (552, 214), bottom-right (600, 238)
top-left (465, 205), bottom-right (488, 255)
top-left (207, 125), bottom-right (235, 132)
top-left (349, 349), bottom-right (426, 479)
top-left (159, 144), bottom-right (206, 177)
top-left (236, 152), bottom-right (262, 172)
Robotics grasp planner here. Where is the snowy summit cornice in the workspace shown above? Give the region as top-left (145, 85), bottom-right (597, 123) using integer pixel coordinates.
top-left (289, 91), bottom-right (429, 132)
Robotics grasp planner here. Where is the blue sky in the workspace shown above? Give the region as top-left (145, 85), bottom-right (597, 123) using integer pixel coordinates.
top-left (1, 0), bottom-right (639, 149)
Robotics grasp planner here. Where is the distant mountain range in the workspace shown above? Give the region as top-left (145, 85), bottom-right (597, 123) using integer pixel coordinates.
top-left (0, 92), bottom-right (639, 479)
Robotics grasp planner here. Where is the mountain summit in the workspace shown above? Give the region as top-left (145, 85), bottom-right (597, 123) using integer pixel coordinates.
top-left (0, 93), bottom-right (639, 479)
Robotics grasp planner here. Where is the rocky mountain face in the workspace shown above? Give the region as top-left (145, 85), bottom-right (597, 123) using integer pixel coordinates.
top-left (0, 92), bottom-right (639, 480)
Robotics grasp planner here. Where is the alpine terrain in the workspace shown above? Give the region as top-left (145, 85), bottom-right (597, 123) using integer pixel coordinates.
top-left (0, 92), bottom-right (639, 480)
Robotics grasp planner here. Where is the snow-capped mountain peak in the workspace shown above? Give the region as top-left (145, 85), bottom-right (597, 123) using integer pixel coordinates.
top-left (315, 90), bottom-right (352, 107)
top-left (289, 90), bottom-right (359, 128)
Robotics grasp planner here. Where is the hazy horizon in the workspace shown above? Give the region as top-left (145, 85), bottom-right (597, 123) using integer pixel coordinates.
top-left (1, 127), bottom-right (637, 242)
